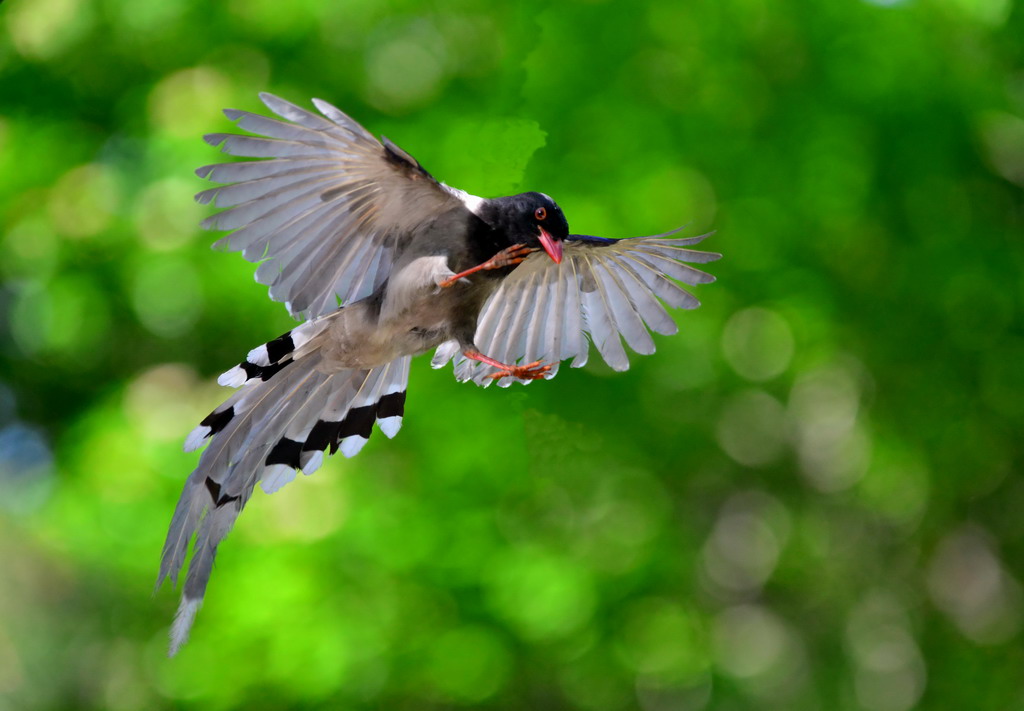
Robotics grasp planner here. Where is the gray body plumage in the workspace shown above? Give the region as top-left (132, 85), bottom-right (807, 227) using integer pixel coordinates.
top-left (158, 93), bottom-right (720, 655)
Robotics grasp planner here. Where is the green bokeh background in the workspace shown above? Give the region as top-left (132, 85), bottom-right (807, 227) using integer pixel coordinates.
top-left (2, 0), bottom-right (1023, 709)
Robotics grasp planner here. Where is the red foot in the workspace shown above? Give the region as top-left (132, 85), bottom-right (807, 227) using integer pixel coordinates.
top-left (463, 349), bottom-right (552, 381)
top-left (439, 244), bottom-right (535, 288)
top-left (487, 360), bottom-right (552, 381)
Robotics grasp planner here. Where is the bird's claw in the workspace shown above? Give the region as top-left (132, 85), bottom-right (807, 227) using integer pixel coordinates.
top-left (486, 243), bottom-right (535, 269)
top-left (488, 360), bottom-right (552, 381)
top-left (505, 243), bottom-right (535, 261)
top-left (437, 244), bottom-right (535, 289)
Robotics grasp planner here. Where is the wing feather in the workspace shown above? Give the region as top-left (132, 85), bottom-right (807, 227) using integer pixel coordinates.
top-left (531, 260), bottom-right (561, 363)
top-left (196, 165), bottom-right (340, 208)
top-left (222, 109), bottom-right (340, 144)
top-left (629, 249), bottom-right (717, 285)
top-left (203, 134), bottom-right (324, 159)
top-left (495, 270), bottom-right (539, 365)
top-left (592, 259), bottom-right (656, 355)
top-left (197, 93), bottom-right (470, 320)
top-left (562, 257), bottom-right (587, 366)
top-left (608, 255), bottom-right (678, 336)
top-left (578, 254), bottom-right (630, 371)
top-left (462, 233), bottom-right (719, 384)
top-left (617, 252), bottom-right (702, 309)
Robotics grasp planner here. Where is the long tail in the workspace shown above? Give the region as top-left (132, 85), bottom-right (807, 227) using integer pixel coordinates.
top-left (157, 313), bottom-right (409, 655)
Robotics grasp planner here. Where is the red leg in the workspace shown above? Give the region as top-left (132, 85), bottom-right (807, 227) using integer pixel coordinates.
top-left (439, 244), bottom-right (535, 288)
top-left (463, 349), bottom-right (552, 381)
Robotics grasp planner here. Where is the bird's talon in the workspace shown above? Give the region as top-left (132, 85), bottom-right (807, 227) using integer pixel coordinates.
top-left (487, 360), bottom-right (552, 381)
top-left (507, 246), bottom-right (535, 260)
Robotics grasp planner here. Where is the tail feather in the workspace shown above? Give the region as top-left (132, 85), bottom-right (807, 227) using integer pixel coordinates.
top-left (158, 318), bottom-right (411, 655)
top-left (214, 318), bottom-right (325, 391)
top-left (376, 357), bottom-right (409, 438)
top-left (169, 598), bottom-right (202, 657)
top-left (157, 477), bottom-right (205, 590)
top-left (167, 496), bottom-right (241, 655)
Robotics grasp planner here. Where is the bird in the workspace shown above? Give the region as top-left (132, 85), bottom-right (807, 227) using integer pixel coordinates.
top-left (157, 92), bottom-right (720, 655)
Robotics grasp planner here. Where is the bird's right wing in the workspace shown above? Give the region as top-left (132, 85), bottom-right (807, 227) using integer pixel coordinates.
top-left (196, 93), bottom-right (473, 320)
top-left (433, 231), bottom-right (720, 385)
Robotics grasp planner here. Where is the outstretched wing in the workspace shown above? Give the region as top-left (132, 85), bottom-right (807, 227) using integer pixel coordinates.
top-left (433, 231), bottom-right (720, 385)
top-left (196, 92), bottom-right (473, 320)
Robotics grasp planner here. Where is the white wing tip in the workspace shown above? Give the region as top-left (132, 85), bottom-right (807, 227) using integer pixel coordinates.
top-left (378, 416), bottom-right (403, 439)
top-left (217, 366), bottom-right (247, 388)
top-left (247, 345), bottom-right (270, 366)
top-left (168, 597), bottom-right (202, 657)
top-left (184, 425), bottom-right (211, 452)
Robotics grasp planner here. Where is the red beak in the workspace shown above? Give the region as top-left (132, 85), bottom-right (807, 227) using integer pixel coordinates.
top-left (538, 227), bottom-right (563, 264)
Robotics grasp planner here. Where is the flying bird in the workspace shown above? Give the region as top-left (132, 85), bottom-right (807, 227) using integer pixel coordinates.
top-left (157, 93), bottom-right (720, 655)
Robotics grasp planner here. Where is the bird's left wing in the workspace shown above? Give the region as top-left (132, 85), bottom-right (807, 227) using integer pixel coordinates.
top-left (196, 93), bottom-right (469, 320)
top-left (433, 232), bottom-right (720, 385)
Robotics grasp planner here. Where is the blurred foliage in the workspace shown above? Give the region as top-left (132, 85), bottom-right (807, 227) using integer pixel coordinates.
top-left (1, 0), bottom-right (1023, 709)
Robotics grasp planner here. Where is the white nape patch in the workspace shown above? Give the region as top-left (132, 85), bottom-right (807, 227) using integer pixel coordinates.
top-left (217, 365), bottom-right (247, 388)
top-left (301, 450), bottom-right (324, 476)
top-left (378, 416), bottom-right (403, 439)
top-left (260, 464), bottom-right (296, 494)
top-left (169, 597), bottom-right (202, 657)
top-left (443, 185), bottom-right (485, 215)
top-left (247, 344), bottom-right (270, 366)
top-left (340, 435), bottom-right (368, 458)
top-left (184, 425), bottom-right (211, 452)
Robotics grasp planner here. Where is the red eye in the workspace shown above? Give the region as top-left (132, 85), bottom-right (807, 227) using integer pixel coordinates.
top-left (535, 207), bottom-right (547, 220)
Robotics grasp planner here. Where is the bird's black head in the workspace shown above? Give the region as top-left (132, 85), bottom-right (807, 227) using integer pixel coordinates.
top-left (483, 192), bottom-right (569, 264)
